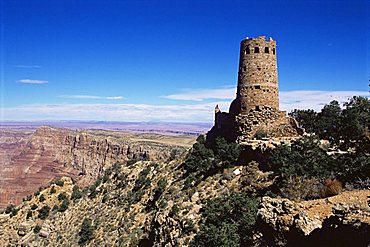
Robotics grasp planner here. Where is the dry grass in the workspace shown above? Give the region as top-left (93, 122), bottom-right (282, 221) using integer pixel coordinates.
top-left (323, 178), bottom-right (342, 197)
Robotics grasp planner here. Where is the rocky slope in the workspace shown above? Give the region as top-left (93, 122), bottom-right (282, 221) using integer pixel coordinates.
top-left (0, 158), bottom-right (248, 246)
top-left (0, 156), bottom-right (368, 246)
top-left (0, 126), bottom-right (194, 208)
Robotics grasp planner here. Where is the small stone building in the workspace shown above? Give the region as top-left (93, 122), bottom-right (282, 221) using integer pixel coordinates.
top-left (208, 36), bottom-right (302, 142)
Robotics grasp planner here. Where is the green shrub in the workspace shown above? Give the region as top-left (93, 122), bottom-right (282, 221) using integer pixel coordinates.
top-left (289, 109), bottom-right (318, 133)
top-left (102, 173), bottom-right (110, 183)
top-left (127, 158), bottom-right (138, 166)
top-left (169, 204), bottom-right (180, 217)
top-left (71, 186), bottom-right (83, 200)
top-left (335, 151), bottom-right (370, 182)
top-left (184, 136), bottom-right (240, 178)
top-left (117, 173), bottom-right (128, 189)
top-left (58, 199), bottom-right (69, 212)
top-left (191, 192), bottom-right (258, 246)
top-left (34, 188), bottom-right (41, 196)
top-left (31, 204), bottom-right (38, 210)
top-left (183, 137), bottom-right (214, 175)
top-left (38, 205), bottom-right (50, 219)
top-left (183, 219), bottom-right (196, 234)
top-left (33, 224), bottom-right (41, 234)
top-left (291, 96), bottom-right (370, 150)
top-left (88, 177), bottom-right (102, 199)
top-left (127, 190), bottom-right (145, 204)
top-left (79, 218), bottom-right (94, 246)
top-left (184, 174), bottom-right (200, 190)
top-left (54, 179), bottom-right (64, 187)
top-left (315, 100), bottom-right (342, 142)
top-left (26, 210), bottom-right (32, 219)
top-left (211, 137), bottom-right (240, 167)
top-left (191, 222), bottom-right (239, 247)
top-left (154, 178), bottom-right (167, 195)
top-left (158, 199), bottom-right (168, 209)
top-left (168, 148), bottom-right (181, 161)
top-left (268, 132), bottom-right (369, 197)
top-left (58, 192), bottom-right (68, 201)
top-left (5, 204), bottom-right (15, 214)
top-left (39, 194), bottom-right (46, 202)
top-left (5, 204), bottom-right (19, 217)
top-left (268, 136), bottom-right (333, 181)
top-left (102, 194), bottom-right (109, 203)
top-left (132, 167), bottom-right (151, 192)
top-left (10, 208), bottom-right (19, 217)
top-left (50, 186), bottom-right (56, 194)
top-left (112, 163), bottom-right (122, 172)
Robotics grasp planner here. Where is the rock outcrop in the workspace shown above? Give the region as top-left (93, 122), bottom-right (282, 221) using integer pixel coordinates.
top-left (257, 190), bottom-right (370, 246)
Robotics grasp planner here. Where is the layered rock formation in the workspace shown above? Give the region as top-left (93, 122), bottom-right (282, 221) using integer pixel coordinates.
top-left (0, 126), bottom-right (194, 208)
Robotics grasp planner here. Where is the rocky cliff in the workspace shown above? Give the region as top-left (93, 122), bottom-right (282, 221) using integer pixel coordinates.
top-left (0, 157), bottom-right (368, 246)
top-left (0, 126), bottom-right (194, 208)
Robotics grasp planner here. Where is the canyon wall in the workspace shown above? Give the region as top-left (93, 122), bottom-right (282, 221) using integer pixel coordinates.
top-left (0, 126), bottom-right (193, 208)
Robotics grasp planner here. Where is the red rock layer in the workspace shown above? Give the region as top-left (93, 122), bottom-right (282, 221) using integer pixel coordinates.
top-left (0, 126), bottom-right (176, 208)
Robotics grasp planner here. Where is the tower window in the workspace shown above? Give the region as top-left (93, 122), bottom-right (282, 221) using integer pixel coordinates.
top-left (272, 48), bottom-right (276, 55)
top-left (264, 47), bottom-right (269, 53)
top-left (246, 46), bottom-right (250, 54)
top-left (255, 85), bottom-right (261, 89)
top-left (254, 47), bottom-right (259, 53)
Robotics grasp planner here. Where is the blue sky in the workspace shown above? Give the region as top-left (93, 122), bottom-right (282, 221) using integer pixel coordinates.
top-left (1, 0), bottom-right (369, 122)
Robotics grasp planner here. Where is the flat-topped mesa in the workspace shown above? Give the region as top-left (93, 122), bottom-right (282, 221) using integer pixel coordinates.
top-left (230, 36), bottom-right (279, 116)
top-left (209, 36), bottom-right (303, 142)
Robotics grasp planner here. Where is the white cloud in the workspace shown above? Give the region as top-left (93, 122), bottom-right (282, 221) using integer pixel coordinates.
top-left (1, 89), bottom-right (368, 122)
top-left (106, 96), bottom-right (124, 100)
top-left (0, 102), bottom-right (230, 122)
top-left (59, 95), bottom-right (124, 100)
top-left (280, 90), bottom-right (369, 111)
top-left (163, 87), bottom-right (368, 111)
top-left (14, 65), bottom-right (41, 69)
top-left (16, 79), bottom-right (48, 84)
top-left (162, 86), bottom-right (236, 101)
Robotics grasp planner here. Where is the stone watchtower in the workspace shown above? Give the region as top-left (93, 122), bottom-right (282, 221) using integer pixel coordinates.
top-left (237, 36), bottom-right (279, 113)
top-left (230, 36), bottom-right (279, 116)
top-left (211, 36), bottom-right (302, 142)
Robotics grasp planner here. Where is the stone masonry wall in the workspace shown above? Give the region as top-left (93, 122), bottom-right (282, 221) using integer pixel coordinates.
top-left (235, 109), bottom-right (302, 142)
top-left (235, 36), bottom-right (279, 115)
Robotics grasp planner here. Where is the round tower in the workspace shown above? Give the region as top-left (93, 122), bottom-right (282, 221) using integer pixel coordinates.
top-left (232, 36), bottom-right (279, 115)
